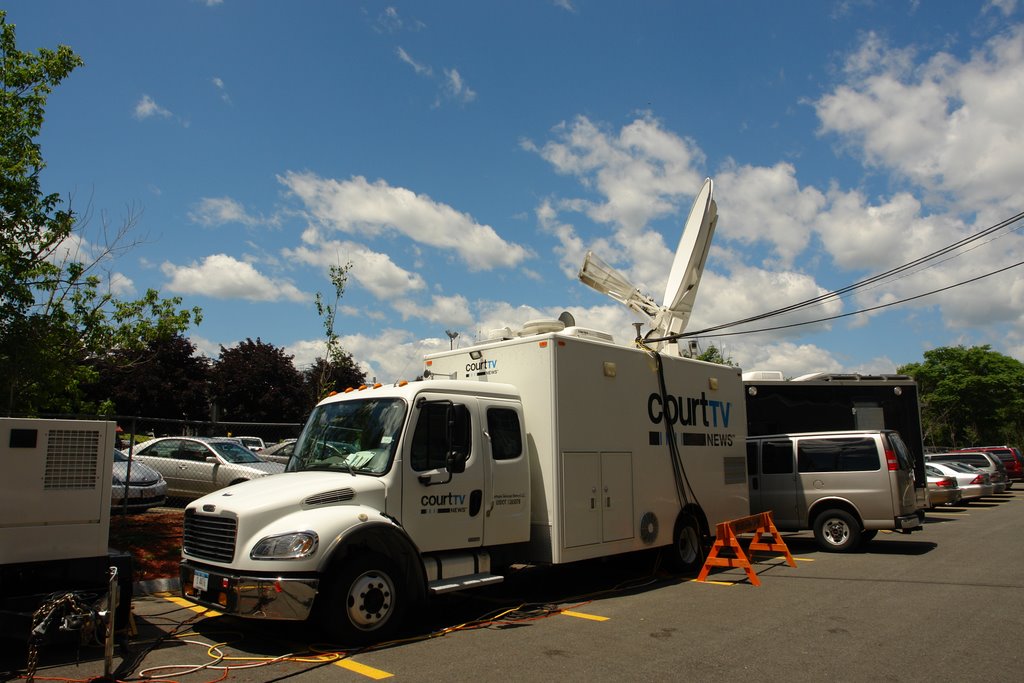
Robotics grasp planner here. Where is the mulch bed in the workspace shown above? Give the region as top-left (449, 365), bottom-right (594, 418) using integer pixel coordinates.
top-left (109, 509), bottom-right (184, 582)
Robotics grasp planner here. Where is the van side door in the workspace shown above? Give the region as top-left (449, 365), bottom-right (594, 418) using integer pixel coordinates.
top-left (753, 439), bottom-right (800, 528)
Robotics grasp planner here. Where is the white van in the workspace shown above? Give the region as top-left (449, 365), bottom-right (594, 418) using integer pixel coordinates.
top-left (746, 430), bottom-right (922, 552)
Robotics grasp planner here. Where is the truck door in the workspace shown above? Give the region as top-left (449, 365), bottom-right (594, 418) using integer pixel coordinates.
top-left (400, 397), bottom-right (485, 553)
top-left (480, 402), bottom-right (531, 546)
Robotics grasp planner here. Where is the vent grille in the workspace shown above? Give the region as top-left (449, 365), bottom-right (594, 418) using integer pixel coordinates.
top-left (44, 429), bottom-right (100, 490)
top-left (305, 488), bottom-right (356, 506)
top-left (183, 509), bottom-right (237, 562)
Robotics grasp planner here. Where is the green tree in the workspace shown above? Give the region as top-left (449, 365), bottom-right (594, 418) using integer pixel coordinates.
top-left (313, 261), bottom-right (359, 400)
top-left (0, 12), bottom-right (200, 414)
top-left (898, 345), bottom-right (1024, 448)
top-left (211, 338), bottom-right (307, 423)
top-left (696, 343), bottom-right (735, 366)
top-left (302, 355), bottom-right (366, 407)
top-left (86, 334), bottom-right (211, 420)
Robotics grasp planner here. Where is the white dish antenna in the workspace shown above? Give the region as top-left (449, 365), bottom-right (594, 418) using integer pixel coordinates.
top-left (578, 178), bottom-right (718, 353)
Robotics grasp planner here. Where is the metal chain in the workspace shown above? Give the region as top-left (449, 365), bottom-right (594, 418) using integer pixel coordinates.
top-left (25, 591), bottom-right (102, 682)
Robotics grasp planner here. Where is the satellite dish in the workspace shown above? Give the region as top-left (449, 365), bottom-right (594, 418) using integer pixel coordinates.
top-left (558, 311), bottom-right (576, 328)
top-left (654, 177), bottom-right (718, 342)
top-left (577, 178), bottom-right (718, 354)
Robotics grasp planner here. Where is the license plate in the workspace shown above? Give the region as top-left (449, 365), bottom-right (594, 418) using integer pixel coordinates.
top-left (193, 569), bottom-right (209, 592)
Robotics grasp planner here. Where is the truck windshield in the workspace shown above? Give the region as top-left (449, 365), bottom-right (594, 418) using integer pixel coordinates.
top-left (289, 398), bottom-right (407, 475)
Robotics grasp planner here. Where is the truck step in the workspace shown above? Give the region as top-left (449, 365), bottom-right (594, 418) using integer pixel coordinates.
top-left (427, 573), bottom-right (504, 595)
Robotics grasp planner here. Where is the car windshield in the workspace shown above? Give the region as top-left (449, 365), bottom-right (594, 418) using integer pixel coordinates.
top-left (209, 441), bottom-right (264, 463)
top-left (946, 462), bottom-right (981, 473)
top-left (290, 398), bottom-right (407, 475)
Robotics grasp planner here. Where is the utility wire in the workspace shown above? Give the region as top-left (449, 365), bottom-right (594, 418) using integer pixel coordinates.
top-left (678, 257), bottom-right (1024, 339)
top-left (661, 209), bottom-right (1024, 341)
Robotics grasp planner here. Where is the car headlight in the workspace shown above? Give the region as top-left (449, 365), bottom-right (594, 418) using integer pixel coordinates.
top-left (250, 531), bottom-right (319, 560)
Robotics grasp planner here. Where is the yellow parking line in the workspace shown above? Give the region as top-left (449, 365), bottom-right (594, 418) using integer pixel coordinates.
top-left (794, 557), bottom-right (815, 562)
top-left (160, 595), bottom-right (222, 617)
top-left (690, 578), bottom-right (735, 586)
top-left (561, 610), bottom-right (609, 622)
top-left (335, 659), bottom-right (393, 679)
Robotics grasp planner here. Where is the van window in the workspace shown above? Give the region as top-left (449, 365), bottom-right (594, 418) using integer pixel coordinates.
top-left (762, 441), bottom-right (793, 474)
top-left (798, 437), bottom-right (879, 473)
top-left (886, 432), bottom-right (914, 471)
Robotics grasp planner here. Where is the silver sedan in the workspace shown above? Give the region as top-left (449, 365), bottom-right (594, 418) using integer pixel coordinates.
top-left (130, 436), bottom-right (285, 500)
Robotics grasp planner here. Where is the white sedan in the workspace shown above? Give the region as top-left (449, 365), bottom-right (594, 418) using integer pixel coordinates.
top-left (925, 462), bottom-right (994, 503)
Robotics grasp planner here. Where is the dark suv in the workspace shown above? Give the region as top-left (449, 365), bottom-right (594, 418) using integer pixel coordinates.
top-left (955, 446), bottom-right (1022, 484)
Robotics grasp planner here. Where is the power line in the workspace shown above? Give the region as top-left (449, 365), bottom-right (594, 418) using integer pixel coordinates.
top-left (671, 209), bottom-right (1024, 340)
top-left (679, 257), bottom-right (1024, 339)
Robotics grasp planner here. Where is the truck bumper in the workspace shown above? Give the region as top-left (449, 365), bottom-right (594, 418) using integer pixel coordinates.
top-left (180, 561), bottom-right (319, 621)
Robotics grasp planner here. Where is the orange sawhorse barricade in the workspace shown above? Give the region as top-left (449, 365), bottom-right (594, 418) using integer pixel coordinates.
top-left (695, 511), bottom-right (796, 586)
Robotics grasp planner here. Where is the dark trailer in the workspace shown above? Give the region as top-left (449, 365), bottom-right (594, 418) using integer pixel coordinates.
top-left (743, 372), bottom-right (927, 493)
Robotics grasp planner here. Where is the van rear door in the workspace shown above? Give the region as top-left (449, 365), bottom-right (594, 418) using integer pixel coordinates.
top-left (883, 431), bottom-right (918, 516)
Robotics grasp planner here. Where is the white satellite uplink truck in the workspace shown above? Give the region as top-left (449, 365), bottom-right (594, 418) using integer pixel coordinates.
top-left (179, 179), bottom-right (749, 643)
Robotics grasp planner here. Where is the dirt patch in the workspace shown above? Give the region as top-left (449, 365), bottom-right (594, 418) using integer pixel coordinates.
top-left (109, 509), bottom-right (184, 581)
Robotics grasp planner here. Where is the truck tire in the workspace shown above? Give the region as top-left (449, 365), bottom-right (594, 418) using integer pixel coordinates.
top-left (317, 552), bottom-right (406, 645)
top-left (663, 514), bottom-right (704, 574)
top-left (813, 509), bottom-right (861, 552)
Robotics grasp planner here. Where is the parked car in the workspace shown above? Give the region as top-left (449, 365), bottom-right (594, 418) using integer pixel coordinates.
top-left (131, 436), bottom-right (285, 500)
top-left (925, 461), bottom-right (994, 502)
top-left (746, 430), bottom-right (922, 552)
top-left (236, 436), bottom-right (266, 452)
top-left (953, 446), bottom-right (1022, 483)
top-left (258, 438), bottom-right (296, 465)
top-left (924, 468), bottom-right (962, 507)
top-left (925, 451), bottom-right (1008, 493)
top-left (111, 449), bottom-right (168, 513)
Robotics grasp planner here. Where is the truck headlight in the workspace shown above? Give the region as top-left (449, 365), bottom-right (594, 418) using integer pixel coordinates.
top-left (250, 531), bottom-right (319, 560)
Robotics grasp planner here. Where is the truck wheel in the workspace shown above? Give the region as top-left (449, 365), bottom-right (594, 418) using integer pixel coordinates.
top-left (663, 514), bottom-right (704, 573)
top-left (813, 509), bottom-right (861, 552)
top-left (858, 529), bottom-right (878, 547)
top-left (318, 552), bottom-right (405, 645)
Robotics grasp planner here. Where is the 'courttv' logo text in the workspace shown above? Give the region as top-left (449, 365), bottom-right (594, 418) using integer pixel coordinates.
top-left (647, 392), bottom-right (731, 428)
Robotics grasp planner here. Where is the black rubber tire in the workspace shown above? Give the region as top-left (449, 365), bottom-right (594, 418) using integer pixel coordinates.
top-left (316, 552), bottom-right (406, 645)
top-left (858, 529), bottom-right (879, 546)
top-left (663, 513), bottom-right (704, 574)
top-left (812, 509), bottom-right (861, 552)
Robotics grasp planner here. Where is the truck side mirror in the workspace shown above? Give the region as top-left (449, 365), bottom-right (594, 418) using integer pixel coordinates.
top-left (446, 450), bottom-right (467, 474)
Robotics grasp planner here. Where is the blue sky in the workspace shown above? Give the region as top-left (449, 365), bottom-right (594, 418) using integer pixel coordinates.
top-left (8, 0), bottom-right (1024, 382)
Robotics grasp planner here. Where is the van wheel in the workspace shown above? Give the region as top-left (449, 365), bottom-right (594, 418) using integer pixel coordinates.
top-left (317, 552), bottom-right (405, 645)
top-left (813, 509), bottom-right (861, 552)
top-left (858, 530), bottom-right (878, 547)
top-left (663, 514), bottom-right (704, 573)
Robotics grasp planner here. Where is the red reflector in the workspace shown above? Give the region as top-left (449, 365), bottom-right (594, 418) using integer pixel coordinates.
top-left (885, 449), bottom-right (898, 471)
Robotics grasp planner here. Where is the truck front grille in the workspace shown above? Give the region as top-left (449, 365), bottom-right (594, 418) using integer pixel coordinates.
top-left (183, 509), bottom-right (237, 563)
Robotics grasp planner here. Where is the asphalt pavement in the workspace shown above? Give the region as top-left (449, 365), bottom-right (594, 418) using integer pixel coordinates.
top-left (3, 489), bottom-right (1022, 682)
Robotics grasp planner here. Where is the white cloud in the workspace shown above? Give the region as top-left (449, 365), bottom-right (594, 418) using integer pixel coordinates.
top-left (714, 162), bottom-right (826, 266)
top-left (443, 68), bottom-right (477, 104)
top-left (397, 47), bottom-right (432, 76)
top-left (814, 27), bottom-right (1024, 216)
top-left (189, 197), bottom-right (259, 227)
top-left (393, 293), bottom-right (474, 326)
top-left (161, 253), bottom-right (309, 302)
top-left (284, 233), bottom-right (427, 299)
top-left (279, 172), bottom-right (530, 271)
top-left (133, 94), bottom-right (172, 120)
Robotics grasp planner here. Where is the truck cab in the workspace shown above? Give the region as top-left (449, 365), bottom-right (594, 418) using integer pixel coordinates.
top-left (180, 380), bottom-right (530, 643)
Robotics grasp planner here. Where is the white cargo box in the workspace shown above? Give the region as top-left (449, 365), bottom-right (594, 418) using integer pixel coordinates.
top-left (425, 330), bottom-right (749, 564)
top-left (0, 418), bottom-right (115, 565)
